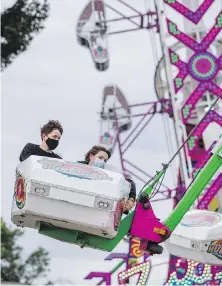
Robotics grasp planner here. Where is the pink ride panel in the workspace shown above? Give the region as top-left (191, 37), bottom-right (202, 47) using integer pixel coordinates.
top-left (130, 202), bottom-right (168, 243)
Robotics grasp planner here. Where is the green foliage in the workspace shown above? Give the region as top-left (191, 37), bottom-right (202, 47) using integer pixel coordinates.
top-left (1, 0), bottom-right (49, 70)
top-left (1, 217), bottom-right (52, 285)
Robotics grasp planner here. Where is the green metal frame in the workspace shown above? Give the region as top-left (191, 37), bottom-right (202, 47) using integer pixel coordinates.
top-left (164, 140), bottom-right (222, 231)
top-left (38, 141), bottom-right (222, 251)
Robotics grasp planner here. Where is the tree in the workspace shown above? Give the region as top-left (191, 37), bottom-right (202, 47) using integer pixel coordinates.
top-left (1, 217), bottom-right (52, 285)
top-left (1, 0), bottom-right (49, 71)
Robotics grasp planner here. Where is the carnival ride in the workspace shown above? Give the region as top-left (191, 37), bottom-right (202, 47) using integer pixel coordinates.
top-left (11, 127), bottom-right (222, 253)
top-left (11, 0), bottom-right (222, 284)
top-left (165, 209), bottom-right (222, 265)
top-left (76, 0), bottom-right (160, 71)
top-left (77, 0), bottom-right (222, 284)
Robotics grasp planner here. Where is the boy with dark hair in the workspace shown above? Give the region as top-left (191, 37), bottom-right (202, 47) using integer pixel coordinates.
top-left (19, 120), bottom-right (63, 162)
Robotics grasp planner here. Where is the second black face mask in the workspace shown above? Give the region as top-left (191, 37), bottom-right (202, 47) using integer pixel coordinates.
top-left (46, 138), bottom-right (59, 150)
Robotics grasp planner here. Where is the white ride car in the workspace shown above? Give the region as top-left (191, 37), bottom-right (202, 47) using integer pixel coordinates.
top-left (11, 156), bottom-right (131, 239)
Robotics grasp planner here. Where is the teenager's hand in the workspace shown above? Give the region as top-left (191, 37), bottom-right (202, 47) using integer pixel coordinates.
top-left (123, 198), bottom-right (135, 212)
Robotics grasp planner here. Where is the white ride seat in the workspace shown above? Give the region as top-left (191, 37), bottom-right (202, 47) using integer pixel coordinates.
top-left (88, 32), bottom-right (109, 71)
top-left (104, 163), bottom-right (122, 174)
top-left (11, 156), bottom-right (131, 239)
top-left (165, 209), bottom-right (222, 265)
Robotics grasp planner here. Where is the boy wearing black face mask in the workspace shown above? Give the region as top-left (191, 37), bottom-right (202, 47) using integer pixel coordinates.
top-left (19, 120), bottom-right (63, 162)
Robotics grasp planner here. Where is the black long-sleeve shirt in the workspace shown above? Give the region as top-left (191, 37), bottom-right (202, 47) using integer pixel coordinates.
top-left (125, 178), bottom-right (136, 201)
top-left (19, 143), bottom-right (62, 162)
top-left (77, 160), bottom-right (136, 200)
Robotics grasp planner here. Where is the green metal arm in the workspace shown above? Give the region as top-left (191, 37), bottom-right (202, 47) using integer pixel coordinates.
top-left (164, 140), bottom-right (222, 232)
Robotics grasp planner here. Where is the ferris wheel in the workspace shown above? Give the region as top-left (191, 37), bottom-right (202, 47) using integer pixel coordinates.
top-left (76, 0), bottom-right (222, 284)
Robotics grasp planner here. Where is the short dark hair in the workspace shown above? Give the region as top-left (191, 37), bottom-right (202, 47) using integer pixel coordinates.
top-left (40, 120), bottom-right (63, 139)
top-left (85, 145), bottom-right (111, 163)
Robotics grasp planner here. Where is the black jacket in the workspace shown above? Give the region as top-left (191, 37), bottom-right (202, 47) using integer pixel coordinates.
top-left (77, 160), bottom-right (136, 200)
top-left (19, 143), bottom-right (62, 162)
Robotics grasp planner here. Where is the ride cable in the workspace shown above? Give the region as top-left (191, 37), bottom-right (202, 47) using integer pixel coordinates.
top-left (140, 95), bottom-right (221, 199)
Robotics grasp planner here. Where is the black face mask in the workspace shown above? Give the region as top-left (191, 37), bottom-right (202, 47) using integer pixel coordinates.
top-left (46, 138), bottom-right (59, 150)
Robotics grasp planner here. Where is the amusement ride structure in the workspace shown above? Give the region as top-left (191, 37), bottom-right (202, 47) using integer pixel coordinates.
top-left (76, 0), bottom-right (222, 284)
top-left (9, 1), bottom-right (222, 285)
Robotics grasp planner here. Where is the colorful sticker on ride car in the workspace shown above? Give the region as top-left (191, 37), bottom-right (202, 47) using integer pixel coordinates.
top-left (127, 238), bottom-right (144, 266)
top-left (207, 240), bottom-right (222, 260)
top-left (15, 173), bottom-right (26, 209)
top-left (114, 199), bottom-right (124, 230)
top-left (180, 211), bottom-right (221, 227)
top-left (37, 157), bottom-right (113, 181)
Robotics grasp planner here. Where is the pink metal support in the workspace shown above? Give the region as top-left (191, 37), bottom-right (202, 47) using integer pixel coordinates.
top-left (117, 0), bottom-right (142, 14)
top-left (163, 2), bottom-right (222, 284)
top-left (105, 4), bottom-right (141, 28)
top-left (122, 114), bottom-right (155, 154)
top-left (103, 2), bottom-right (160, 34)
top-left (121, 104), bottom-right (156, 147)
top-left (197, 174), bottom-right (222, 210)
top-left (130, 201), bottom-right (170, 242)
top-left (112, 99), bottom-right (176, 202)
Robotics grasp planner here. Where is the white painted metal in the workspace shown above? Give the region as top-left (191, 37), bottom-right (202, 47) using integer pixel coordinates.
top-left (165, 210), bottom-right (222, 265)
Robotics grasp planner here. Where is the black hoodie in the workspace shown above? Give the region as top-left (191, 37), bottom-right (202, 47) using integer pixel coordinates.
top-left (19, 143), bottom-right (62, 162)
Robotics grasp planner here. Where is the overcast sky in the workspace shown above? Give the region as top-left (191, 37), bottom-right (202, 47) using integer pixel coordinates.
top-left (1, 0), bottom-right (221, 284)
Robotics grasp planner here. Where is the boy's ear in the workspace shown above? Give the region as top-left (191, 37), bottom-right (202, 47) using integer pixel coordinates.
top-left (42, 133), bottom-right (46, 140)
